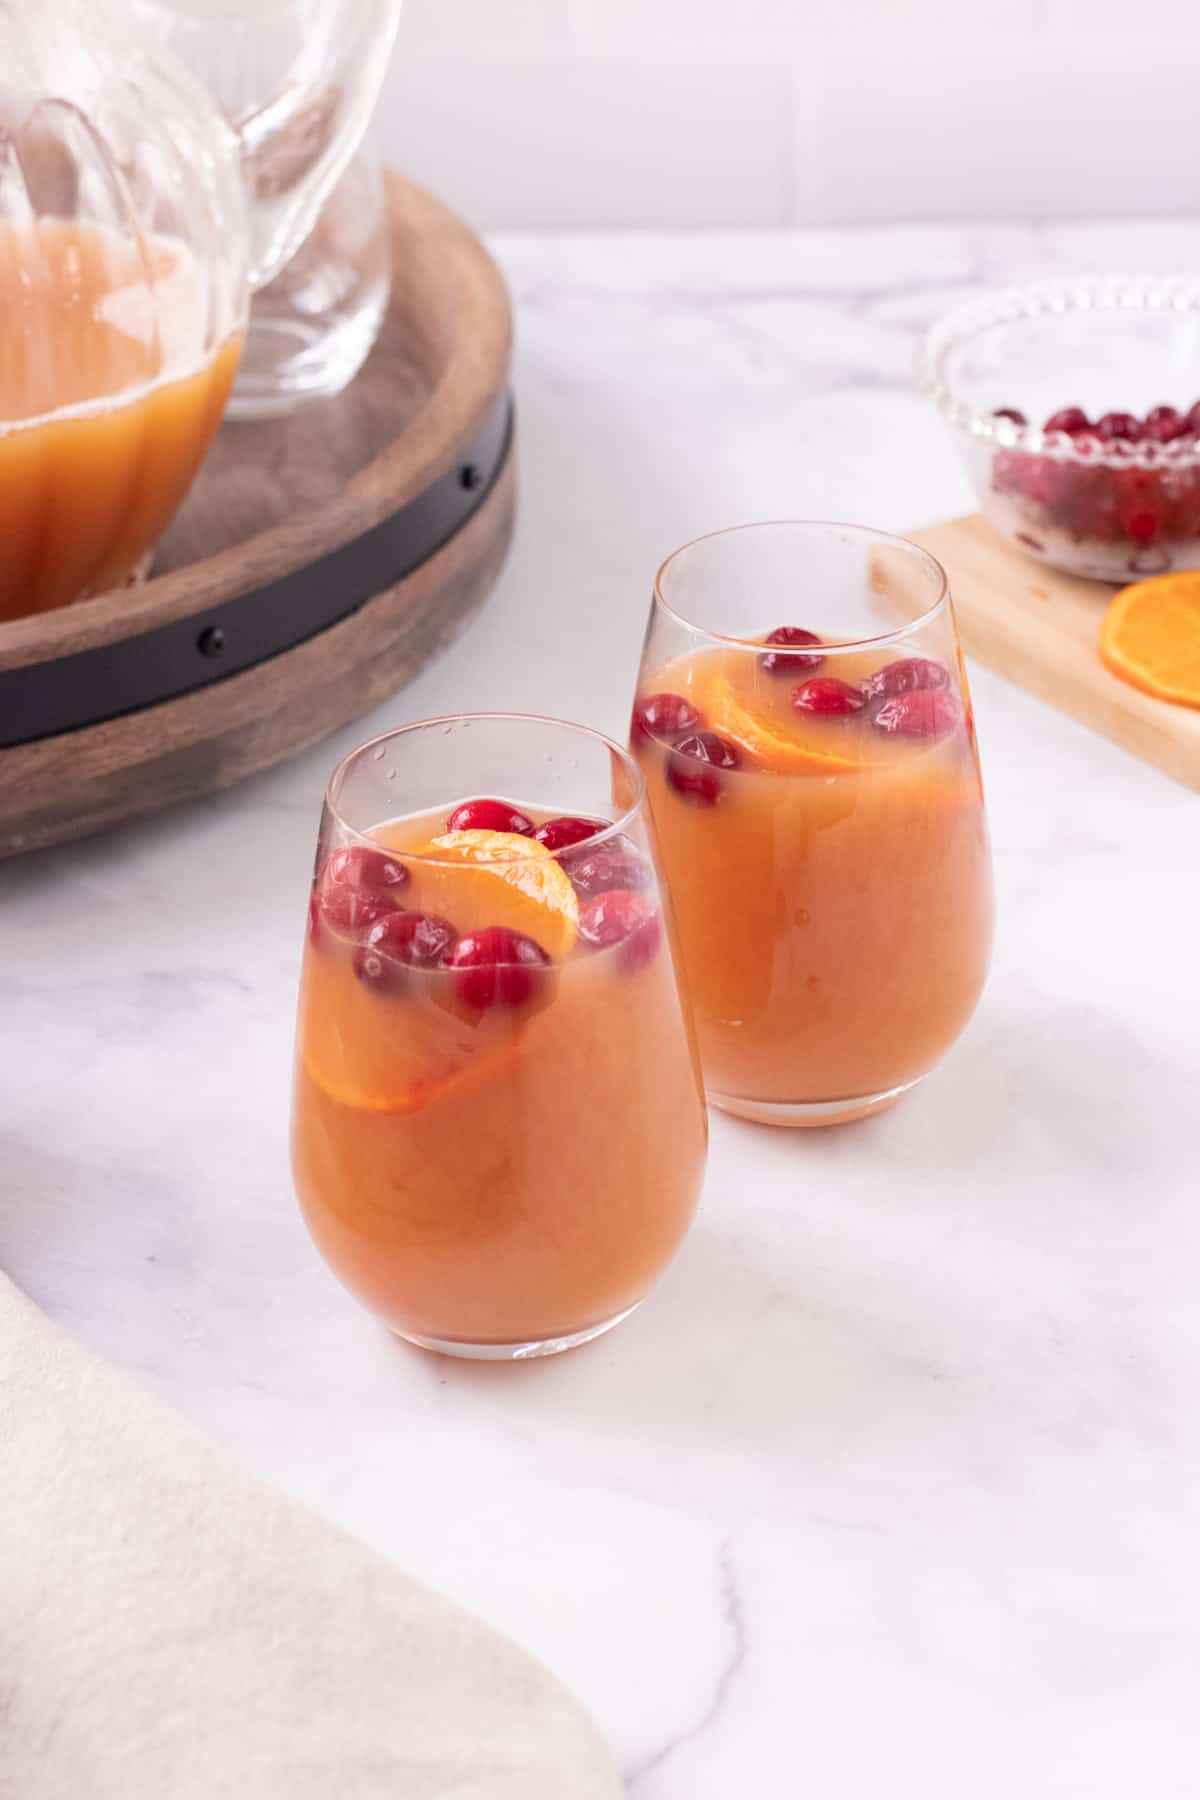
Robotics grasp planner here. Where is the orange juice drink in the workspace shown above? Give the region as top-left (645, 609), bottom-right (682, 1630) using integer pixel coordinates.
top-left (633, 523), bottom-right (994, 1125)
top-left (0, 220), bottom-right (241, 622)
top-left (291, 720), bottom-right (707, 1357)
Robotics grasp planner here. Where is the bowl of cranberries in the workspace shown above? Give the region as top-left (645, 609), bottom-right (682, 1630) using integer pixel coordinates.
top-left (921, 275), bottom-right (1200, 582)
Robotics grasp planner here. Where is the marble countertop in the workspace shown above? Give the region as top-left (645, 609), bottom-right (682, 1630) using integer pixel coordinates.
top-left (4, 221), bottom-right (1199, 1796)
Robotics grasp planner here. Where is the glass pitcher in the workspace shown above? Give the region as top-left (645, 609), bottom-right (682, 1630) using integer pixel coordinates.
top-left (0, 0), bottom-right (400, 624)
top-left (132, 0), bottom-right (403, 418)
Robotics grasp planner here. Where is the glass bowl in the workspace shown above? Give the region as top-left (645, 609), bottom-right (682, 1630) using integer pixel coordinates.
top-left (920, 275), bottom-right (1200, 583)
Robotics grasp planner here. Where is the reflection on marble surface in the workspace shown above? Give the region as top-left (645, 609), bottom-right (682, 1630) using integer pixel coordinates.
top-left (3, 222), bottom-right (1199, 1796)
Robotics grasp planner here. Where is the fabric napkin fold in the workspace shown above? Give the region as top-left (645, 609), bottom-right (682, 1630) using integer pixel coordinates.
top-left (0, 1275), bottom-right (620, 1799)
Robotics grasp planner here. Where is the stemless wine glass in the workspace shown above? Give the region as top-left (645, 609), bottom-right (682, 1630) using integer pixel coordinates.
top-left (631, 521), bottom-right (994, 1127)
top-left (291, 714), bottom-right (708, 1359)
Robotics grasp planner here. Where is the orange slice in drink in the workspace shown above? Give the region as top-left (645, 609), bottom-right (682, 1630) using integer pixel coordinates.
top-left (302, 1036), bottom-right (525, 1117)
top-left (1100, 571), bottom-right (1200, 709)
top-left (683, 655), bottom-right (884, 774)
top-left (710, 684), bottom-right (882, 774)
top-left (411, 829), bottom-right (580, 957)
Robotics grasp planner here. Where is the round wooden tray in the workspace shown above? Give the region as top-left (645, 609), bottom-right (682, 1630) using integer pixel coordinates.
top-left (0, 172), bottom-right (515, 857)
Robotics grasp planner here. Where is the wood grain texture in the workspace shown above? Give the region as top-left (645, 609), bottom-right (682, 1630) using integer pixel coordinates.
top-left (0, 172), bottom-right (514, 855)
top-left (912, 514), bottom-right (1200, 793)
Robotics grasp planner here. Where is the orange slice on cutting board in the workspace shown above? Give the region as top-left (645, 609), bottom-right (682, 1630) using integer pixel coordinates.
top-left (1100, 571), bottom-right (1200, 709)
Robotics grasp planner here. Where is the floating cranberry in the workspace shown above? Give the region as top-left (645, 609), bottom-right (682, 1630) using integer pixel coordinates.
top-left (666, 731), bottom-right (740, 804)
top-left (324, 844), bottom-right (410, 897)
top-left (444, 926), bottom-right (550, 1010)
top-left (567, 835), bottom-right (650, 897)
top-left (632, 692), bottom-right (701, 743)
top-left (791, 677), bottom-right (864, 717)
top-left (758, 625), bottom-right (825, 676)
top-left (1187, 401), bottom-right (1200, 435)
top-left (578, 889), bottom-right (662, 973)
top-left (1143, 405), bottom-right (1187, 444)
top-left (354, 910), bottom-right (459, 991)
top-left (532, 814), bottom-right (606, 854)
top-left (317, 884), bottom-right (396, 936)
top-left (992, 407), bottom-right (1027, 426)
top-left (873, 689), bottom-right (961, 740)
top-left (1095, 411), bottom-right (1141, 443)
top-left (446, 798), bottom-right (535, 836)
top-left (860, 657), bottom-right (951, 703)
top-left (1043, 407), bottom-right (1091, 436)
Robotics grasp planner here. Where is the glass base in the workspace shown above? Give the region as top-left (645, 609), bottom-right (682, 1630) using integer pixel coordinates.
top-left (226, 286), bottom-right (388, 421)
top-left (709, 1077), bottom-right (921, 1128)
top-left (394, 1301), bottom-right (642, 1362)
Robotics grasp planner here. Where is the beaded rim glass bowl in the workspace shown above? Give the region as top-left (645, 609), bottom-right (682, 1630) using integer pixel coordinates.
top-left (920, 274), bottom-right (1200, 583)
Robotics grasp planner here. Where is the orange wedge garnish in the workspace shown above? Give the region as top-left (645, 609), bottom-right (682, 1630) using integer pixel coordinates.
top-left (412, 829), bottom-right (579, 957)
top-left (1100, 571), bottom-right (1200, 709)
top-left (302, 1039), bottom-right (521, 1117)
top-left (679, 655), bottom-right (882, 774)
top-left (710, 685), bottom-right (881, 774)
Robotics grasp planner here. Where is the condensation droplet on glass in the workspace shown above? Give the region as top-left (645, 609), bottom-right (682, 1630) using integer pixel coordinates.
top-left (372, 747), bottom-right (385, 762)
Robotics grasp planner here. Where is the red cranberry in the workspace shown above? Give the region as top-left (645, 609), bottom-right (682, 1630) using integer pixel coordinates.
top-left (1162, 467), bottom-right (1200, 538)
top-left (1071, 468), bottom-right (1124, 542)
top-left (567, 835), bottom-right (650, 897)
top-left (992, 407), bottom-right (1027, 426)
top-left (1115, 469), bottom-right (1164, 545)
top-left (1095, 411), bottom-right (1141, 443)
top-left (1043, 407), bottom-right (1091, 436)
top-left (578, 889), bottom-right (662, 973)
top-left (354, 910), bottom-right (459, 991)
top-left (791, 677), bottom-right (864, 717)
top-left (532, 814), bottom-right (605, 854)
top-left (444, 926), bottom-right (550, 1010)
top-left (873, 690), bottom-right (961, 740)
top-left (992, 448), bottom-right (1031, 494)
top-left (1143, 405), bottom-right (1187, 444)
top-left (1186, 402), bottom-right (1200, 435)
top-left (666, 731), bottom-right (740, 804)
top-left (446, 798), bottom-right (535, 836)
top-left (324, 845), bottom-right (410, 897)
top-left (632, 692), bottom-right (702, 743)
top-left (317, 884), bottom-right (396, 935)
top-left (757, 625), bottom-right (825, 676)
top-left (1021, 455), bottom-right (1074, 510)
top-left (860, 657), bottom-right (951, 703)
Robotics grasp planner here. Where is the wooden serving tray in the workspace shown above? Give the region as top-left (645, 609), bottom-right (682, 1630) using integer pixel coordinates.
top-left (912, 514), bottom-right (1200, 792)
top-left (0, 172), bottom-right (514, 856)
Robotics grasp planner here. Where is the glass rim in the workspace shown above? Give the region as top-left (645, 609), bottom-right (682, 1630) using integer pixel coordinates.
top-left (652, 519), bottom-right (951, 653)
top-left (324, 710), bottom-right (646, 866)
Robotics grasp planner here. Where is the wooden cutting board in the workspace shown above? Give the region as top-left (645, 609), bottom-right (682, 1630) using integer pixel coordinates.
top-left (912, 514), bottom-right (1200, 792)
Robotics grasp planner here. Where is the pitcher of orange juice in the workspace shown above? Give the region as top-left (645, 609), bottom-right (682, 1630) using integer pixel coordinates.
top-left (0, 0), bottom-right (402, 625)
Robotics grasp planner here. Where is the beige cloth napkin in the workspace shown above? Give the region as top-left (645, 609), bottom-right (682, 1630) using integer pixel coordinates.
top-left (0, 1275), bottom-right (620, 1799)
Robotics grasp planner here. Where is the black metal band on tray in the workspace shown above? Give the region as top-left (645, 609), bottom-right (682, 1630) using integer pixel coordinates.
top-left (0, 393), bottom-right (513, 751)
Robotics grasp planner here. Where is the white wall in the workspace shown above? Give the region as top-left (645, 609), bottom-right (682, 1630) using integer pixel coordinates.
top-left (378, 0), bottom-right (1200, 229)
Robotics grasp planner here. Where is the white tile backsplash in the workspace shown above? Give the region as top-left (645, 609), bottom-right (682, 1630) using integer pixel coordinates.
top-left (387, 0), bottom-right (1200, 226)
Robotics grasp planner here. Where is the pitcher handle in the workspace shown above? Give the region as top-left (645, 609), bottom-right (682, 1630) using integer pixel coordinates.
top-left (234, 0), bottom-right (402, 291)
